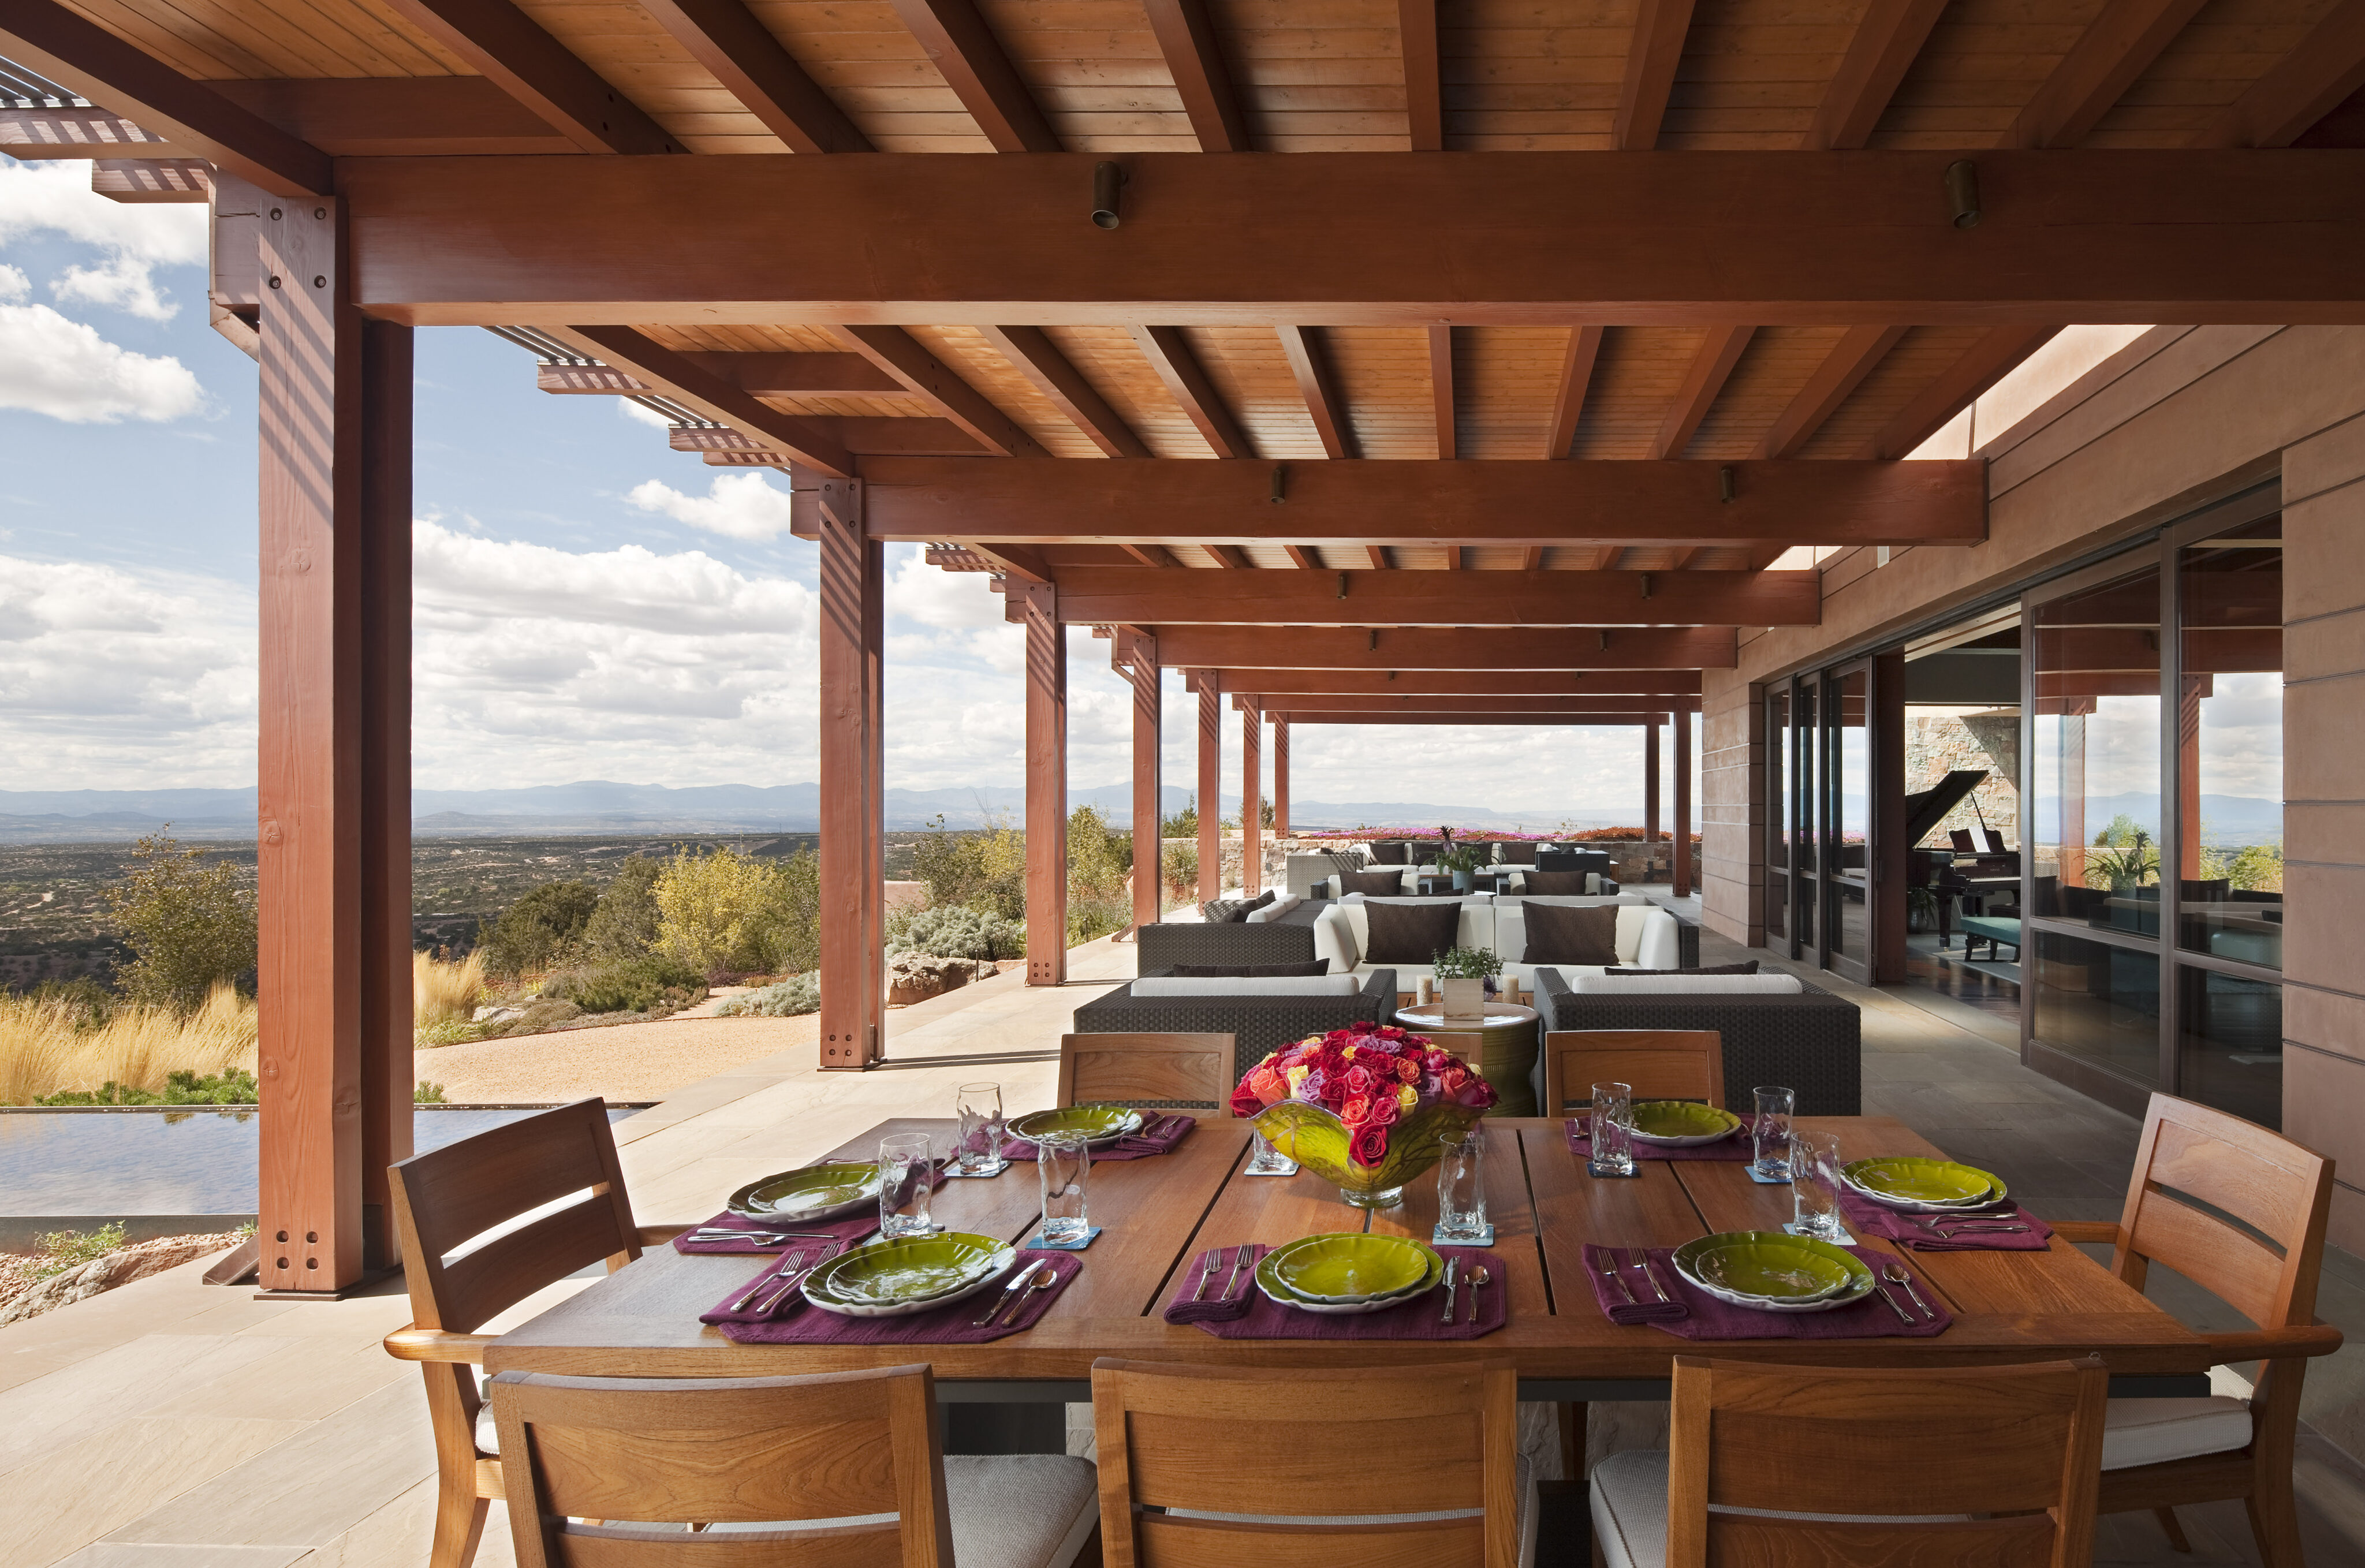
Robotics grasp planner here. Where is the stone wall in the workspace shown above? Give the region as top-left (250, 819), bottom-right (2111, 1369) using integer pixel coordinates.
top-left (1903, 711), bottom-right (2021, 849)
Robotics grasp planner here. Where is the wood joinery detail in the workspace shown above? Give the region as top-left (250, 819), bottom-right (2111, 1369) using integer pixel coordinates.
top-left (1142, 0), bottom-right (1248, 153)
top-left (1654, 325), bottom-right (1755, 460)
top-left (978, 326), bottom-right (1148, 457)
top-left (1150, 625), bottom-right (1739, 670)
top-left (1756, 325), bottom-right (1908, 458)
top-left (2192, 2), bottom-right (2365, 148)
top-left (887, 0), bottom-right (1058, 152)
top-left (549, 326), bottom-right (855, 475)
top-left (1048, 567), bottom-right (1820, 627)
top-left (816, 478), bottom-right (885, 1067)
top-left (2006, 0), bottom-right (2210, 150)
top-left (380, 0), bottom-right (681, 155)
top-left (830, 326), bottom-right (1047, 458)
top-left (1804, 0), bottom-right (1950, 150)
top-left (1130, 326), bottom-right (1252, 458)
top-left (639, 0), bottom-right (870, 154)
top-left (1275, 326), bottom-right (1356, 459)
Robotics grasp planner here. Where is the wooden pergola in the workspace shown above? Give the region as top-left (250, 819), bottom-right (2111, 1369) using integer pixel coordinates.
top-left (5, 0), bottom-right (2360, 1294)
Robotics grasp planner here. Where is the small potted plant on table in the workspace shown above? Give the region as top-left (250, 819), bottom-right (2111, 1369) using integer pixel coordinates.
top-left (1433, 945), bottom-right (1502, 1020)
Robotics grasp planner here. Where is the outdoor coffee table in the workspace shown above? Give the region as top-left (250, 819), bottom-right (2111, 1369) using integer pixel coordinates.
top-left (486, 1115), bottom-right (2213, 1408)
top-left (1392, 1000), bottom-right (1542, 1118)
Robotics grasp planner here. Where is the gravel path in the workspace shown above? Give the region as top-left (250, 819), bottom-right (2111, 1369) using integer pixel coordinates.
top-left (419, 1013), bottom-right (820, 1104)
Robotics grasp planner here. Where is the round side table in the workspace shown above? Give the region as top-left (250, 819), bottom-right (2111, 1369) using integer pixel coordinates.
top-left (1390, 1000), bottom-right (1539, 1118)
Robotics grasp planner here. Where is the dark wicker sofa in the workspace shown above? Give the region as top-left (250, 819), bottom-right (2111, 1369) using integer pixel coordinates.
top-left (1072, 965), bottom-right (1396, 1082)
top-left (1134, 901), bottom-right (1330, 970)
top-left (1530, 968), bottom-right (1861, 1116)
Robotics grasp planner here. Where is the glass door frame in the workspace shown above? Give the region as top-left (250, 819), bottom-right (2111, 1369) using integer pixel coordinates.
top-left (1821, 658), bottom-right (1879, 986)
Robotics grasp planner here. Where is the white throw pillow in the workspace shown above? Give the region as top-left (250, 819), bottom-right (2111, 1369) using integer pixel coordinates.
top-left (1245, 895), bottom-right (1304, 923)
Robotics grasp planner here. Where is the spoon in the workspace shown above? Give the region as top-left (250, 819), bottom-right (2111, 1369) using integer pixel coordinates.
top-left (1881, 1262), bottom-right (1934, 1320)
top-left (1463, 1265), bottom-right (1490, 1325)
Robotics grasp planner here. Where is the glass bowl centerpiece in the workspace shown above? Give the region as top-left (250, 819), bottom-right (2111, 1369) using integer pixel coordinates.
top-left (1229, 1022), bottom-right (1498, 1209)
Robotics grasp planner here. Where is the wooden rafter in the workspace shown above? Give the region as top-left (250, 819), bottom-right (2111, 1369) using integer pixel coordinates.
top-left (1151, 625), bottom-right (1737, 670)
top-left (93, 158), bottom-right (209, 201)
top-left (0, 107), bottom-right (187, 158)
top-left (1204, 545), bottom-right (1254, 569)
top-left (829, 326), bottom-right (1047, 457)
top-left (887, 0), bottom-right (1058, 152)
top-left (2005, 0), bottom-right (2210, 150)
top-left (668, 419), bottom-right (983, 456)
top-left (1613, 0), bottom-right (1698, 150)
top-left (639, 0), bottom-right (870, 154)
top-left (1120, 544), bottom-right (1181, 568)
top-left (1652, 325), bottom-right (1756, 459)
top-left (1367, 546), bottom-right (1390, 569)
top-left (2192, 1), bottom-right (2365, 148)
top-left (1242, 693), bottom-right (1698, 715)
top-left (1545, 326), bottom-right (1605, 459)
top-left (1442, 547), bottom-right (1464, 569)
top-left (1804, 0), bottom-right (1949, 150)
top-left (1284, 546), bottom-right (1319, 569)
top-left (1275, 326), bottom-right (1357, 459)
top-left (1210, 669), bottom-right (1703, 696)
top-left (1756, 324), bottom-right (1908, 458)
top-left (537, 352), bottom-right (903, 396)
top-left (0, 0), bottom-right (331, 195)
top-left (972, 543), bottom-right (1052, 581)
top-left (381, 0), bottom-right (680, 155)
top-left (549, 325), bottom-right (853, 475)
top-left (1521, 547), bottom-right (1544, 570)
top-left (1129, 326), bottom-right (1252, 458)
top-left (1398, 0), bottom-right (1442, 152)
top-left (1047, 566), bottom-right (1819, 627)
top-left (1427, 324), bottom-right (1456, 459)
top-left (1271, 711), bottom-right (1664, 726)
top-left (1140, 0), bottom-right (1247, 153)
top-left (1869, 326), bottom-right (2060, 459)
top-left (978, 326), bottom-right (1148, 457)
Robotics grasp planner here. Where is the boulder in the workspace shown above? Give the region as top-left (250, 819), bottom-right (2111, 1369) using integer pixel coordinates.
top-left (887, 953), bottom-right (998, 1006)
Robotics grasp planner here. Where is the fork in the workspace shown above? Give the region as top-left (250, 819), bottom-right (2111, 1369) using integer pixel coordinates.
top-left (1592, 1250), bottom-right (1637, 1306)
top-left (1189, 1246), bottom-right (1230, 1302)
top-left (725, 1249), bottom-right (811, 1315)
top-left (1622, 1248), bottom-right (1673, 1305)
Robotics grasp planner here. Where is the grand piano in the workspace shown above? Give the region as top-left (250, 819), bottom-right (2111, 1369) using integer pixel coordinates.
top-left (1905, 770), bottom-right (2022, 955)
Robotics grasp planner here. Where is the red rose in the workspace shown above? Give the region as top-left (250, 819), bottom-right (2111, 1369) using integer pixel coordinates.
top-left (1341, 1064), bottom-right (1376, 1095)
top-left (1350, 1123), bottom-right (1391, 1166)
top-left (1395, 1058), bottom-right (1421, 1083)
top-left (1362, 1091), bottom-right (1401, 1126)
top-left (1338, 1093), bottom-right (1374, 1126)
top-left (1229, 1082), bottom-right (1263, 1118)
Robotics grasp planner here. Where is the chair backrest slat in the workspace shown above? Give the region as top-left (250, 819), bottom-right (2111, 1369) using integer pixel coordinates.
top-left (1542, 1030), bottom-right (1722, 1115)
top-left (436, 1194), bottom-right (640, 1334)
top-left (1060, 1032), bottom-right (1234, 1111)
top-left (1132, 1514), bottom-right (1484, 1568)
top-left (554, 1525), bottom-right (894, 1568)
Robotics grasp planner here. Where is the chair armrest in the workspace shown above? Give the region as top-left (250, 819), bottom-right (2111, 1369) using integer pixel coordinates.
top-left (385, 1327), bottom-right (499, 1364)
top-left (2201, 1323), bottom-right (2345, 1362)
top-left (2047, 1220), bottom-right (2122, 1244)
top-left (637, 1223), bottom-right (692, 1246)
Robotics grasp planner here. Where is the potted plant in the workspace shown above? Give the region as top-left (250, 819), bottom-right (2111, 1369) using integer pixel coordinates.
top-left (1907, 884), bottom-right (1938, 934)
top-left (1433, 944), bottom-right (1502, 1019)
top-left (1435, 839), bottom-right (1490, 892)
top-left (1232, 1023), bottom-right (1498, 1209)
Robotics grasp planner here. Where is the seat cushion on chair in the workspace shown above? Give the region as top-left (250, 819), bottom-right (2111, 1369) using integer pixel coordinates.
top-left (1588, 1450), bottom-right (1964, 1568)
top-left (946, 1455), bottom-right (1102, 1568)
top-left (2100, 1398), bottom-right (2253, 1470)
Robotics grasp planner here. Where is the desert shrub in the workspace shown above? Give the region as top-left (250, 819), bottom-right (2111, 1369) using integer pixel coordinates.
top-left (0, 983), bottom-right (256, 1106)
top-left (581, 853), bottom-right (664, 960)
top-left (30, 977), bottom-right (113, 1030)
top-left (1161, 797), bottom-right (1199, 839)
top-left (31, 1222), bottom-right (127, 1279)
top-left (910, 815), bottom-right (1027, 922)
top-left (478, 880), bottom-right (600, 977)
top-left (415, 1080), bottom-right (447, 1104)
top-left (414, 1014), bottom-right (479, 1048)
top-left (892, 906), bottom-right (1024, 961)
top-left (543, 953), bottom-right (706, 1015)
top-left (717, 973), bottom-right (820, 1017)
top-left (1067, 889), bottom-right (1131, 946)
top-left (39, 1066), bottom-right (260, 1106)
top-left (105, 832), bottom-right (257, 1011)
top-left (412, 949), bottom-right (485, 1022)
top-left (653, 847), bottom-right (787, 975)
top-left (1161, 842), bottom-right (1198, 903)
top-left (763, 848), bottom-right (822, 975)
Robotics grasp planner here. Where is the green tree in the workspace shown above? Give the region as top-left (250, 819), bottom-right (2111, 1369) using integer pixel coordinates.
top-left (580, 853), bottom-right (665, 960)
top-left (764, 848), bottom-right (823, 974)
top-left (105, 831), bottom-right (257, 1010)
top-left (1161, 796), bottom-right (1199, 840)
top-left (909, 814), bottom-right (1027, 921)
top-left (1065, 803), bottom-right (1133, 943)
top-left (652, 846), bottom-right (798, 975)
top-left (478, 880), bottom-right (600, 977)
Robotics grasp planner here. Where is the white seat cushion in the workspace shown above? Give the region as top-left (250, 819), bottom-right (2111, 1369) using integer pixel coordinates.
top-left (702, 1455), bottom-right (1097, 1568)
top-left (1174, 1453), bottom-right (1535, 1568)
top-left (1566, 973), bottom-right (1802, 996)
top-left (1132, 975), bottom-right (1361, 997)
top-left (2100, 1397), bottom-right (2252, 1470)
top-left (1588, 1450), bottom-right (1964, 1568)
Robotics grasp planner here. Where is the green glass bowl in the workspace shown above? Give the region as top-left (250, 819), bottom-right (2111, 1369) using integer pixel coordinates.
top-left (1841, 1157), bottom-right (2006, 1212)
top-left (801, 1232), bottom-right (1016, 1314)
top-left (1256, 1238), bottom-right (1444, 1315)
top-left (1629, 1101), bottom-right (1744, 1147)
top-left (1250, 1097), bottom-right (1487, 1210)
top-left (1008, 1104), bottom-right (1142, 1145)
top-left (1266, 1233), bottom-right (1439, 1302)
top-left (1671, 1231), bottom-right (1875, 1314)
top-left (726, 1161), bottom-right (883, 1222)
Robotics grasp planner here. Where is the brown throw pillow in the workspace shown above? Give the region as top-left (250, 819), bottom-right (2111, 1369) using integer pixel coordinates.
top-left (1521, 902), bottom-right (1620, 966)
top-left (1340, 869), bottom-right (1408, 895)
top-left (1172, 961), bottom-right (1331, 977)
top-left (1363, 900), bottom-right (1462, 965)
top-left (1370, 841), bottom-right (1409, 865)
top-left (1606, 961), bottom-right (1760, 976)
top-left (1495, 839), bottom-right (1539, 865)
top-left (1519, 869), bottom-right (1592, 895)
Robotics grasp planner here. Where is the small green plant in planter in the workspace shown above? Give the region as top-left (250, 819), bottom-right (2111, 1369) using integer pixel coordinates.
top-left (1906, 884), bottom-right (1939, 933)
top-left (1432, 945), bottom-right (1503, 1020)
top-left (1434, 841), bottom-right (1490, 889)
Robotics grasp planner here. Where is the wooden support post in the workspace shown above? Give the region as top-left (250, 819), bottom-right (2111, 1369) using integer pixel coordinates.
top-left (1241, 701), bottom-right (1262, 896)
top-left (1014, 583), bottom-right (1068, 984)
top-left (1116, 629), bottom-right (1162, 932)
top-left (1196, 670), bottom-right (1221, 901)
top-left (359, 318), bottom-right (413, 1272)
top-left (817, 476), bottom-right (885, 1068)
top-left (1644, 716), bottom-right (1662, 878)
top-left (1273, 718), bottom-right (1290, 837)
top-left (1672, 707), bottom-right (1692, 900)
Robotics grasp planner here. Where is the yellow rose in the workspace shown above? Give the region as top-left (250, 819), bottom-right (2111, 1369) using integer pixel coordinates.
top-left (1396, 1082), bottom-right (1419, 1111)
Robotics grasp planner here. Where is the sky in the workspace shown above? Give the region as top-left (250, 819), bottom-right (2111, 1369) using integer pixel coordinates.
top-left (0, 153), bottom-right (1672, 822)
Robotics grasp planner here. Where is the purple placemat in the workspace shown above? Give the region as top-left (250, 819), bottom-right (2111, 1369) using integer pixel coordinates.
top-left (711, 1251), bottom-right (1081, 1345)
top-left (1838, 1189), bottom-right (2054, 1252)
top-left (1164, 1243), bottom-right (1267, 1324)
top-left (673, 1162), bottom-right (946, 1254)
top-left (1004, 1113), bottom-right (1196, 1162)
top-left (1581, 1242), bottom-right (1949, 1339)
top-left (1565, 1114), bottom-right (1760, 1162)
top-left (1184, 1248), bottom-right (1505, 1340)
top-left (700, 1240), bottom-right (855, 1323)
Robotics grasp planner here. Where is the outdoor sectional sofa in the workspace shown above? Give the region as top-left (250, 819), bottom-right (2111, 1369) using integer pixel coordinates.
top-left (1071, 967), bottom-right (1397, 1082)
top-left (1134, 897), bottom-right (1330, 969)
top-left (1530, 967), bottom-right (1862, 1116)
top-left (1311, 893), bottom-right (1698, 986)
top-left (1291, 841), bottom-right (1621, 899)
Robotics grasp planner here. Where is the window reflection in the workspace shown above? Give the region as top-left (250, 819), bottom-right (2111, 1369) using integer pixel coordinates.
top-left (2176, 965), bottom-right (2281, 1130)
top-left (2034, 930), bottom-right (2161, 1087)
top-left (2177, 516), bottom-right (2283, 970)
top-left (1767, 689), bottom-right (1788, 941)
top-left (2030, 563), bottom-right (2162, 935)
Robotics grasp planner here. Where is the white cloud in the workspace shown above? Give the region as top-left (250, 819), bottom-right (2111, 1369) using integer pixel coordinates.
top-left (0, 158), bottom-right (207, 323)
top-left (626, 471), bottom-right (796, 541)
top-left (617, 398), bottom-right (673, 430)
top-left (0, 302), bottom-right (205, 422)
top-left (0, 264), bottom-right (27, 303)
top-left (53, 252), bottom-right (175, 321)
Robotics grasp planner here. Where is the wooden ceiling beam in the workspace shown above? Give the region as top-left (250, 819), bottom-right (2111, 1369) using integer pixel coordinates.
top-left (639, 0), bottom-right (870, 154)
top-left (1046, 566), bottom-right (1819, 626)
top-left (1756, 324), bottom-right (1908, 457)
top-left (380, 0), bottom-right (680, 155)
top-left (1652, 325), bottom-right (1756, 459)
top-left (1141, 0), bottom-right (1248, 152)
top-left (978, 326), bottom-right (1149, 457)
top-left (1153, 625), bottom-right (1737, 670)
top-left (887, 0), bottom-right (1058, 152)
top-left (1241, 693), bottom-right (1698, 715)
top-left (1209, 669), bottom-right (1703, 696)
top-left (667, 418), bottom-right (987, 456)
top-left (1521, 546), bottom-right (1545, 570)
top-left (1428, 324), bottom-right (1457, 458)
top-left (1545, 326), bottom-right (1605, 459)
top-left (1130, 326), bottom-right (1252, 458)
top-left (829, 326), bottom-right (1047, 457)
top-left (1613, 0), bottom-right (1698, 149)
top-left (1399, 0), bottom-right (1442, 151)
top-left (546, 326), bottom-right (853, 475)
top-left (971, 543), bottom-right (1053, 583)
top-left (1271, 711), bottom-right (1662, 726)
top-left (1275, 325), bottom-right (1357, 459)
top-left (1804, 0), bottom-right (1950, 150)
top-left (1367, 547), bottom-right (1392, 569)
top-left (1283, 546), bottom-right (1320, 569)
top-left (2192, 1), bottom-right (2365, 148)
top-left (0, 108), bottom-right (191, 159)
top-left (1869, 326), bottom-right (2060, 459)
top-left (537, 351), bottom-right (904, 397)
top-left (853, 455), bottom-right (1984, 546)
top-left (1120, 544), bottom-right (1182, 568)
top-left (92, 158), bottom-right (209, 202)
top-left (0, 0), bottom-right (331, 195)
top-left (2005, 0), bottom-right (2210, 150)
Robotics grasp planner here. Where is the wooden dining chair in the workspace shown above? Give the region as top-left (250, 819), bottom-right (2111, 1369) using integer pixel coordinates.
top-left (1588, 1356), bottom-right (2108, 1568)
top-left (1059, 1032), bottom-right (1235, 1112)
top-left (490, 1364), bottom-right (1102, 1568)
top-left (382, 1097), bottom-right (687, 1568)
top-left (1091, 1357), bottom-right (1532, 1568)
top-left (1541, 1029), bottom-right (1724, 1115)
top-left (2049, 1093), bottom-right (2344, 1565)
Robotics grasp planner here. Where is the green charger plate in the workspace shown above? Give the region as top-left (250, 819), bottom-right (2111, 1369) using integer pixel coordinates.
top-left (801, 1232), bottom-right (1016, 1313)
top-left (1256, 1235), bottom-right (1444, 1315)
top-left (1008, 1104), bottom-right (1143, 1146)
top-left (1266, 1233), bottom-right (1439, 1302)
top-left (1841, 1157), bottom-right (2007, 1212)
top-left (1629, 1101), bottom-right (1744, 1147)
top-left (726, 1161), bottom-right (883, 1222)
top-left (1671, 1230), bottom-right (1876, 1314)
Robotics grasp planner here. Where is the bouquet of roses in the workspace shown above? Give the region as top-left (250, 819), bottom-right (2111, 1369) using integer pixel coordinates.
top-left (1229, 1021), bottom-right (1498, 1169)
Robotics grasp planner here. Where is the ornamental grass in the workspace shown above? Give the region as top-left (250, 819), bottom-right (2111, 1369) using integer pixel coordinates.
top-left (413, 948), bottom-right (487, 1022)
top-left (0, 983), bottom-right (258, 1106)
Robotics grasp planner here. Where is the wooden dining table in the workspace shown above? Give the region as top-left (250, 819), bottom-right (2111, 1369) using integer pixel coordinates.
top-left (486, 1115), bottom-right (2213, 1403)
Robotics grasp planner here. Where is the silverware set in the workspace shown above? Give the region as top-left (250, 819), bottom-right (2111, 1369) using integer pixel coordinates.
top-left (1191, 1244), bottom-right (1252, 1302)
top-left (1593, 1247), bottom-right (1673, 1309)
top-left (1876, 1261), bottom-right (1936, 1324)
top-left (689, 1228), bottom-right (837, 1246)
top-left (1909, 1214), bottom-right (2029, 1235)
top-left (725, 1248), bottom-right (823, 1316)
top-left (1437, 1257), bottom-right (1493, 1324)
top-left (973, 1259), bottom-right (1058, 1327)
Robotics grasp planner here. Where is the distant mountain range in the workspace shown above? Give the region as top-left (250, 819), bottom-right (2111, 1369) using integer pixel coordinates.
top-left (0, 783), bottom-right (1627, 842)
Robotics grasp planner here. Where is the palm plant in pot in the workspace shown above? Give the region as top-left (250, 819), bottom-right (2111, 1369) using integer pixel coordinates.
top-left (1435, 838), bottom-right (1491, 891)
top-left (1433, 944), bottom-right (1502, 1019)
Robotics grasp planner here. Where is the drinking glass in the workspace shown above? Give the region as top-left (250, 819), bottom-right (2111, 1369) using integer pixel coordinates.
top-left (1434, 1134), bottom-right (1489, 1242)
top-left (1244, 1124), bottom-right (1299, 1176)
top-left (1751, 1085), bottom-right (1796, 1179)
top-left (877, 1133), bottom-right (936, 1239)
top-left (1790, 1131), bottom-right (1845, 1241)
top-left (1589, 1081), bottom-right (1635, 1177)
top-left (1037, 1132), bottom-right (1091, 1245)
top-left (954, 1081), bottom-right (1005, 1173)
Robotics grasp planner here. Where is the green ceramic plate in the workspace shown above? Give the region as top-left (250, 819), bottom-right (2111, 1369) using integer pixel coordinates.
top-left (801, 1232), bottom-right (1016, 1313)
top-left (1671, 1231), bottom-right (1876, 1314)
top-left (1841, 1157), bottom-right (2007, 1212)
top-left (1628, 1101), bottom-right (1744, 1147)
top-left (1008, 1104), bottom-right (1143, 1145)
top-left (1266, 1233), bottom-right (1439, 1303)
top-left (726, 1161), bottom-right (883, 1222)
top-left (1256, 1236), bottom-right (1445, 1315)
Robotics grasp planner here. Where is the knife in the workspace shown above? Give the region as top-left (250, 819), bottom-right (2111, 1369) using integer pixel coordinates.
top-left (973, 1260), bottom-right (1047, 1327)
top-left (1438, 1256), bottom-right (1461, 1323)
